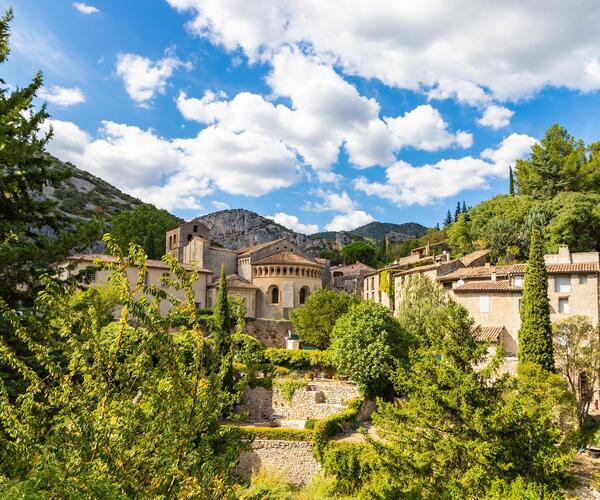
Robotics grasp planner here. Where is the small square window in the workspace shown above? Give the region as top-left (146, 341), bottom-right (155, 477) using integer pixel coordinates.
top-left (579, 275), bottom-right (588, 285)
top-left (555, 276), bottom-right (571, 293)
top-left (558, 297), bottom-right (570, 314)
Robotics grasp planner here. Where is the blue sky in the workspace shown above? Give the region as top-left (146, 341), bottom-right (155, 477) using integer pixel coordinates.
top-left (3, 0), bottom-right (600, 233)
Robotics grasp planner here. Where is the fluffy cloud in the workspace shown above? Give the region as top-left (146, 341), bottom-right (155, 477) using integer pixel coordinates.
top-left (73, 2), bottom-right (99, 14)
top-left (267, 212), bottom-right (318, 234)
top-left (38, 85), bottom-right (85, 107)
top-left (116, 52), bottom-right (190, 105)
top-left (177, 48), bottom-right (469, 179)
top-left (325, 210), bottom-right (375, 232)
top-left (477, 105), bottom-right (515, 129)
top-left (166, 0), bottom-right (600, 100)
top-left (355, 133), bottom-right (536, 205)
top-left (212, 200), bottom-right (230, 210)
top-left (305, 189), bottom-right (357, 213)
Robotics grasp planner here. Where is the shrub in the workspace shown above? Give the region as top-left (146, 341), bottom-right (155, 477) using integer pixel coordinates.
top-left (313, 399), bottom-right (362, 459)
top-left (233, 333), bottom-right (266, 367)
top-left (264, 348), bottom-right (333, 369)
top-left (237, 468), bottom-right (294, 500)
top-left (237, 426), bottom-right (313, 441)
top-left (273, 378), bottom-right (307, 402)
top-left (319, 442), bottom-right (379, 495)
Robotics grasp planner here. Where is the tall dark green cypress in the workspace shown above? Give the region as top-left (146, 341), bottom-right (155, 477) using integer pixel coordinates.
top-left (518, 227), bottom-right (554, 371)
top-left (509, 166), bottom-right (515, 195)
top-left (212, 265), bottom-right (233, 387)
top-left (379, 237), bottom-right (387, 264)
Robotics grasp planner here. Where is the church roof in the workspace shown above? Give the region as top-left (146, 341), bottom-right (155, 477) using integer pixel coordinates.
top-left (253, 250), bottom-right (322, 267)
top-left (209, 273), bottom-right (258, 289)
top-left (237, 238), bottom-right (288, 257)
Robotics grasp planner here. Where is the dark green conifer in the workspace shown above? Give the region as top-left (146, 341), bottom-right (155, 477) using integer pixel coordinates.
top-left (443, 210), bottom-right (453, 227)
top-left (212, 265), bottom-right (233, 386)
top-left (518, 227), bottom-right (554, 371)
top-left (509, 166), bottom-right (515, 195)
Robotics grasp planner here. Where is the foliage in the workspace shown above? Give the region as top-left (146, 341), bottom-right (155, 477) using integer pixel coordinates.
top-left (213, 265), bottom-right (234, 388)
top-left (485, 476), bottom-right (559, 499)
top-left (515, 123), bottom-right (596, 198)
top-left (290, 288), bottom-right (360, 349)
top-left (446, 213), bottom-right (475, 255)
top-left (341, 241), bottom-right (377, 267)
top-left (273, 377), bottom-right (307, 402)
top-left (369, 302), bottom-right (574, 498)
top-left (312, 399), bottom-right (362, 459)
top-left (110, 203), bottom-right (182, 259)
top-left (553, 316), bottom-right (600, 428)
top-left (263, 348), bottom-right (333, 369)
top-left (519, 227), bottom-right (554, 371)
top-left (237, 426), bottom-right (313, 441)
top-left (237, 468), bottom-right (295, 500)
top-left (0, 236), bottom-right (242, 498)
top-left (330, 301), bottom-right (411, 397)
top-left (233, 333), bottom-right (265, 367)
top-left (318, 442), bottom-right (379, 495)
top-left (229, 294), bottom-right (248, 334)
top-left (319, 248), bottom-right (343, 265)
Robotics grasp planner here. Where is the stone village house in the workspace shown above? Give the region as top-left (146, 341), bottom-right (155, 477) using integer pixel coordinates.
top-left (64, 219), bottom-right (325, 320)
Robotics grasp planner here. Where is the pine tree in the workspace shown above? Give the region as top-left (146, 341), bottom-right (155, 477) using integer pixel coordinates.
top-left (461, 201), bottom-right (468, 213)
top-left (454, 202), bottom-right (461, 222)
top-left (213, 265), bottom-right (233, 387)
top-left (443, 210), bottom-right (453, 227)
top-left (509, 166), bottom-right (515, 195)
top-left (518, 227), bottom-right (554, 371)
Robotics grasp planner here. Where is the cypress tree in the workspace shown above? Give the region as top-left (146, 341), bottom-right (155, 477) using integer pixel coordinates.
top-left (518, 227), bottom-right (554, 371)
top-left (461, 200), bottom-right (468, 213)
top-left (454, 202), bottom-right (461, 222)
top-left (443, 210), bottom-right (453, 227)
top-left (212, 265), bottom-right (233, 386)
top-left (379, 237), bottom-right (387, 264)
top-left (509, 166), bottom-right (515, 195)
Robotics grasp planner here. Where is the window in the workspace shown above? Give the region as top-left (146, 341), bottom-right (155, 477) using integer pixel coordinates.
top-left (270, 286), bottom-right (279, 304)
top-left (193, 225), bottom-right (198, 233)
top-left (299, 286), bottom-right (309, 305)
top-left (558, 297), bottom-right (570, 313)
top-left (555, 276), bottom-right (571, 293)
top-left (579, 275), bottom-right (588, 285)
top-left (514, 275), bottom-right (524, 286)
top-left (479, 294), bottom-right (490, 313)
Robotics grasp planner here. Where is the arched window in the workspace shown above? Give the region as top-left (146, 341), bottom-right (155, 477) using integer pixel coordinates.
top-left (299, 286), bottom-right (309, 305)
top-left (169, 235), bottom-right (172, 248)
top-left (193, 225), bottom-right (198, 233)
top-left (269, 285), bottom-right (279, 304)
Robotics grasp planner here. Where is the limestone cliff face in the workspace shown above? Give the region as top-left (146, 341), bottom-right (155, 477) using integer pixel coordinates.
top-left (197, 209), bottom-right (329, 256)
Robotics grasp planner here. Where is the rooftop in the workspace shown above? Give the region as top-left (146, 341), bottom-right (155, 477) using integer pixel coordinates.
top-left (209, 273), bottom-right (258, 289)
top-left (253, 250), bottom-right (322, 267)
top-left (68, 253), bottom-right (212, 273)
top-left (237, 237), bottom-right (288, 257)
top-left (452, 280), bottom-right (522, 292)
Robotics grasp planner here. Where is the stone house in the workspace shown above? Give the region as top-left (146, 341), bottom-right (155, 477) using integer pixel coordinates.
top-left (329, 261), bottom-right (376, 295)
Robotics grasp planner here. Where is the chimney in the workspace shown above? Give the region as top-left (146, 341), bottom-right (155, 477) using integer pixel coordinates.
top-left (558, 244), bottom-right (571, 264)
top-left (491, 272), bottom-right (497, 282)
top-left (484, 262), bottom-right (491, 268)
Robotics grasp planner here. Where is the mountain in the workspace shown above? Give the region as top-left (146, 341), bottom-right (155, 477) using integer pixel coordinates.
top-left (351, 221), bottom-right (428, 241)
top-left (43, 156), bottom-right (142, 221)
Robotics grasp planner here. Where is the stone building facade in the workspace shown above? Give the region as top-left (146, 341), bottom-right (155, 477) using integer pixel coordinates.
top-left (329, 261), bottom-right (376, 295)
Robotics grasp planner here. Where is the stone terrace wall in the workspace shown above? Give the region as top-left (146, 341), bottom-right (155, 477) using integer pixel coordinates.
top-left (245, 319), bottom-right (291, 348)
top-left (236, 439), bottom-right (320, 486)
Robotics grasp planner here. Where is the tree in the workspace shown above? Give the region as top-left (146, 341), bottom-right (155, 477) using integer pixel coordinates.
top-left (518, 227), bottom-right (554, 371)
top-left (378, 237), bottom-right (387, 264)
top-left (553, 316), bottom-right (600, 428)
top-left (454, 201), bottom-right (461, 222)
top-left (484, 216), bottom-right (519, 263)
top-left (318, 248), bottom-right (343, 265)
top-left (443, 209), bottom-right (453, 227)
top-left (461, 200), bottom-right (468, 214)
top-left (341, 241), bottom-right (377, 266)
top-left (289, 288), bottom-right (359, 349)
top-left (0, 237), bottom-right (241, 497)
top-left (446, 213), bottom-right (474, 255)
top-left (509, 165), bottom-right (515, 195)
top-left (213, 265), bottom-right (233, 388)
top-left (111, 203), bottom-right (182, 259)
top-left (515, 123), bottom-right (587, 198)
top-left (545, 192), bottom-right (600, 252)
top-left (366, 302), bottom-right (573, 498)
top-left (329, 301), bottom-right (411, 397)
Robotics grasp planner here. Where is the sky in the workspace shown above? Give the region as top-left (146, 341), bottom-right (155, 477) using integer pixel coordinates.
top-left (3, 1), bottom-right (600, 233)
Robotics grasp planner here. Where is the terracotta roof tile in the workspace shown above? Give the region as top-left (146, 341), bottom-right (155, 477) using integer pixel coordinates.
top-left (547, 262), bottom-right (600, 273)
top-left (253, 250), bottom-right (322, 267)
top-left (210, 274), bottom-right (258, 289)
top-left (237, 238), bottom-right (288, 256)
top-left (441, 261), bottom-right (599, 281)
top-left (453, 280), bottom-right (522, 292)
top-left (68, 253), bottom-right (212, 273)
top-left (474, 326), bottom-right (506, 342)
top-left (459, 249), bottom-right (490, 267)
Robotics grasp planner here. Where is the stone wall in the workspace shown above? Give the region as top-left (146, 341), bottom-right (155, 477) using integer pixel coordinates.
top-left (237, 380), bottom-right (360, 423)
top-left (245, 319), bottom-right (292, 348)
top-left (236, 439), bottom-right (320, 486)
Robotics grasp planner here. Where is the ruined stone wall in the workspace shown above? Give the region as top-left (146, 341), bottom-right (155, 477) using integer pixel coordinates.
top-left (245, 319), bottom-right (292, 347)
top-left (236, 440), bottom-right (320, 486)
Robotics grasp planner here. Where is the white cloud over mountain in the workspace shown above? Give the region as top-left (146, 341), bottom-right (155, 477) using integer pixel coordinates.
top-left (355, 133), bottom-right (537, 205)
top-left (325, 210), bottom-right (375, 232)
top-left (166, 0), bottom-right (600, 100)
top-left (39, 85), bottom-right (86, 107)
top-left (267, 213), bottom-right (318, 234)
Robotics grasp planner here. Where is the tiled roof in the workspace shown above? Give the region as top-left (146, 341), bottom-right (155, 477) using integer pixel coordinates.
top-left (547, 262), bottom-right (600, 273)
top-left (459, 249), bottom-right (490, 267)
top-left (253, 250), bottom-right (322, 267)
top-left (440, 261), bottom-right (600, 281)
top-left (210, 274), bottom-right (258, 289)
top-left (474, 326), bottom-right (506, 342)
top-left (395, 263), bottom-right (440, 276)
top-left (453, 280), bottom-right (522, 292)
top-left (237, 238), bottom-right (288, 256)
top-left (68, 253), bottom-right (212, 273)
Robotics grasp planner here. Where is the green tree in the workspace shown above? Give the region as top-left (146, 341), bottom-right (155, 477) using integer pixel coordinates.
top-left (515, 123), bottom-right (587, 198)
top-left (443, 209), bottom-right (453, 227)
top-left (330, 301), bottom-right (411, 397)
top-left (367, 302), bottom-right (573, 498)
top-left (378, 237), bottom-right (387, 264)
top-left (290, 288), bottom-right (359, 349)
top-left (553, 316), bottom-right (600, 428)
top-left (111, 203), bottom-right (182, 259)
top-left (454, 201), bottom-right (461, 222)
top-left (341, 241), bottom-right (377, 266)
top-left (318, 248), bottom-right (343, 265)
top-left (0, 237), bottom-right (241, 497)
top-left (509, 165), bottom-right (515, 195)
top-left (518, 227), bottom-right (554, 371)
top-left (213, 265), bottom-right (233, 388)
top-left (446, 213), bottom-right (474, 255)
top-left (545, 192), bottom-right (600, 252)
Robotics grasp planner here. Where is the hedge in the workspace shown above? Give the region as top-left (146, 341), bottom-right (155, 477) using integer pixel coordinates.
top-left (313, 398), bottom-right (363, 459)
top-left (319, 441), bottom-right (378, 494)
top-left (236, 426), bottom-right (313, 441)
top-left (263, 348), bottom-right (334, 369)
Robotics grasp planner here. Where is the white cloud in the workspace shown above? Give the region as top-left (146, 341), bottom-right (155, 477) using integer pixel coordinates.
top-left (38, 85), bottom-right (86, 107)
top-left (325, 210), bottom-right (375, 232)
top-left (305, 189), bottom-right (357, 213)
top-left (166, 0), bottom-right (600, 100)
top-left (355, 133), bottom-right (536, 205)
top-left (211, 201), bottom-right (230, 210)
top-left (116, 52), bottom-right (190, 105)
top-left (385, 105), bottom-right (472, 151)
top-left (477, 105), bottom-right (515, 129)
top-left (73, 2), bottom-right (99, 14)
top-left (267, 212), bottom-right (318, 234)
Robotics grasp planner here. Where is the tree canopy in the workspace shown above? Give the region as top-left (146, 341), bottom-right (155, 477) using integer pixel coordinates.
top-left (341, 241), bottom-right (377, 266)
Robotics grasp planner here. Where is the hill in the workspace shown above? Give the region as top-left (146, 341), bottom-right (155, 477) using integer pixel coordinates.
top-left (350, 221), bottom-right (428, 241)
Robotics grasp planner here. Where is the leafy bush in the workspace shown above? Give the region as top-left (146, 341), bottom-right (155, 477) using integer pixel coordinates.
top-left (264, 348), bottom-right (333, 369)
top-left (233, 333), bottom-right (266, 367)
top-left (237, 426), bottom-right (313, 441)
top-left (274, 377), bottom-right (307, 402)
top-left (313, 399), bottom-right (362, 459)
top-left (290, 288), bottom-right (360, 349)
top-left (237, 468), bottom-right (294, 500)
top-left (319, 442), bottom-right (379, 495)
